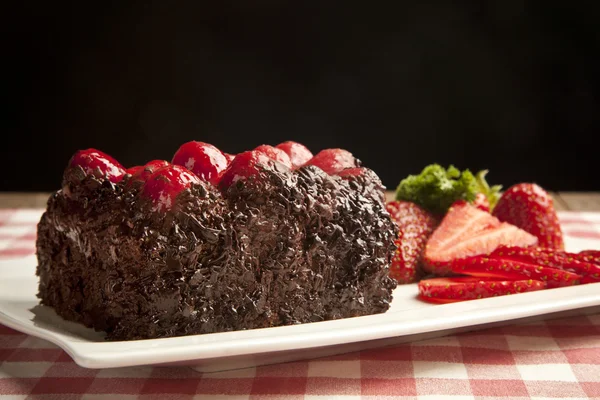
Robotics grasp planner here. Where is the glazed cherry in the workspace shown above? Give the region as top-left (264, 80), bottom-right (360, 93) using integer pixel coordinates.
top-left (68, 148), bottom-right (126, 183)
top-left (275, 141), bottom-right (313, 169)
top-left (304, 148), bottom-right (357, 175)
top-left (223, 153), bottom-right (236, 163)
top-left (253, 145), bottom-right (293, 168)
top-left (218, 150), bottom-right (273, 190)
top-left (142, 165), bottom-right (200, 212)
top-left (129, 160), bottom-right (170, 182)
top-left (336, 167), bottom-right (365, 178)
top-left (172, 141), bottom-right (228, 185)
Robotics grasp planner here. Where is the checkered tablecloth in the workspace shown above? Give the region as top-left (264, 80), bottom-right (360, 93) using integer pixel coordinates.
top-left (1, 209), bottom-right (599, 399)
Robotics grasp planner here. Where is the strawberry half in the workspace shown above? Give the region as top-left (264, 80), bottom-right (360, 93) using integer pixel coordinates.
top-left (450, 256), bottom-right (582, 288)
top-left (423, 201), bottom-right (538, 275)
top-left (418, 277), bottom-right (546, 303)
top-left (492, 183), bottom-right (564, 250)
top-left (490, 246), bottom-right (600, 283)
top-left (385, 201), bottom-right (437, 284)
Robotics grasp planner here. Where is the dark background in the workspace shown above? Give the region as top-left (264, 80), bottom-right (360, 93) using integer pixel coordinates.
top-left (5, 2), bottom-right (598, 192)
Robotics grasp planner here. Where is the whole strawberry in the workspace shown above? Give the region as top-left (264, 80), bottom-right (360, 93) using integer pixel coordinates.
top-left (385, 201), bottom-right (437, 284)
top-left (492, 183), bottom-right (564, 250)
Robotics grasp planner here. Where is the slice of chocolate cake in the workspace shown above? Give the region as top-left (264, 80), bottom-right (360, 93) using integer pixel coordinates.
top-left (36, 142), bottom-right (398, 341)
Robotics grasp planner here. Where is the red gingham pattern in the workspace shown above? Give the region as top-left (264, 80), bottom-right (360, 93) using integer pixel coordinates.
top-left (1, 209), bottom-right (599, 399)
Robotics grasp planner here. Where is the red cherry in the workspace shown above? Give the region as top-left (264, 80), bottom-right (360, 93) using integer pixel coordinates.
top-left (126, 166), bottom-right (143, 176)
top-left (275, 141), bottom-right (313, 168)
top-left (142, 165), bottom-right (200, 212)
top-left (130, 160), bottom-right (170, 182)
top-left (68, 148), bottom-right (125, 183)
top-left (253, 145), bottom-right (293, 168)
top-left (336, 167), bottom-right (365, 178)
top-left (224, 153), bottom-right (236, 163)
top-left (172, 141), bottom-right (228, 185)
top-left (218, 150), bottom-right (273, 190)
top-left (304, 148), bottom-right (357, 175)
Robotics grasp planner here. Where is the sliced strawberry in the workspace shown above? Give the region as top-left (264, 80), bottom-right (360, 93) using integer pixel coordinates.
top-left (492, 183), bottom-right (564, 250)
top-left (579, 250), bottom-right (600, 259)
top-left (418, 295), bottom-right (461, 304)
top-left (418, 277), bottom-right (546, 303)
top-left (385, 201), bottom-right (437, 284)
top-left (491, 246), bottom-right (600, 283)
top-left (473, 193), bottom-right (490, 212)
top-left (423, 201), bottom-right (538, 275)
top-left (450, 256), bottom-right (582, 288)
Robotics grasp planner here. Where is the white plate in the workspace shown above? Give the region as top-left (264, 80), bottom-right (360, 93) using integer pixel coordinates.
top-left (1, 235), bottom-right (599, 372)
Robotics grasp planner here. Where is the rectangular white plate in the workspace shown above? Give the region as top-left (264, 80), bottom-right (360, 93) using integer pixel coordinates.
top-left (1, 231), bottom-right (599, 372)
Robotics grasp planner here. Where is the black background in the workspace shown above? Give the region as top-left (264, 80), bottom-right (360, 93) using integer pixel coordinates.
top-left (4, 1), bottom-right (598, 192)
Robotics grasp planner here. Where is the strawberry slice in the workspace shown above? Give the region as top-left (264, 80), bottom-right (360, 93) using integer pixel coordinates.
top-left (423, 201), bottom-right (538, 275)
top-left (579, 250), bottom-right (600, 260)
top-left (450, 256), bottom-right (582, 288)
top-left (418, 277), bottom-right (547, 303)
top-left (491, 246), bottom-right (600, 283)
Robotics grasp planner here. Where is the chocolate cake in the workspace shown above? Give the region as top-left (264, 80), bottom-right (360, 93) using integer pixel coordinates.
top-left (36, 142), bottom-right (398, 341)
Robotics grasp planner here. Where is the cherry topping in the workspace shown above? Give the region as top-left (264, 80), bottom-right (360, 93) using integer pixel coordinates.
top-left (275, 141), bottom-right (313, 169)
top-left (253, 145), bottom-right (293, 168)
top-left (68, 148), bottom-right (125, 183)
top-left (130, 160), bottom-right (170, 182)
top-left (172, 141), bottom-right (228, 185)
top-left (336, 167), bottom-right (365, 178)
top-left (142, 165), bottom-right (200, 212)
top-left (218, 150), bottom-right (273, 190)
top-left (126, 166), bottom-right (143, 176)
top-left (304, 148), bottom-right (357, 175)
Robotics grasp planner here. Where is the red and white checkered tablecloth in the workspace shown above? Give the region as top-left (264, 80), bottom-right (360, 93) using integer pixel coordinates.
top-left (1, 208), bottom-right (599, 399)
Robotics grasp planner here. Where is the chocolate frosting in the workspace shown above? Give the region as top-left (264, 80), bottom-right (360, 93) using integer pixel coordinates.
top-left (36, 162), bottom-right (397, 341)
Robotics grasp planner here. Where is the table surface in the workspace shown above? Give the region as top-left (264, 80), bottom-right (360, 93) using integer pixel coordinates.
top-left (1, 191), bottom-right (599, 399)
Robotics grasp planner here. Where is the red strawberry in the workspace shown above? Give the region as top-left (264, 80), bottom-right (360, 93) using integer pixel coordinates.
top-left (142, 165), bottom-right (200, 212)
top-left (218, 150), bottom-right (275, 191)
top-left (473, 193), bottom-right (490, 212)
top-left (68, 148), bottom-right (125, 183)
top-left (254, 145), bottom-right (293, 168)
top-left (385, 201), bottom-right (437, 283)
top-left (492, 183), bottom-right (564, 250)
top-left (172, 141), bottom-right (228, 185)
top-left (423, 201), bottom-right (538, 275)
top-left (490, 246), bottom-right (600, 283)
top-left (418, 277), bottom-right (546, 303)
top-left (580, 250), bottom-right (600, 258)
top-left (450, 256), bottom-right (581, 288)
top-left (304, 148), bottom-right (358, 175)
top-left (275, 141), bottom-right (313, 169)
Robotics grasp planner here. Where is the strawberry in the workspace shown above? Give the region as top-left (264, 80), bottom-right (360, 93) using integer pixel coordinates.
top-left (275, 141), bottom-right (313, 169)
top-left (490, 246), bottom-right (600, 283)
top-left (580, 250), bottom-right (600, 259)
top-left (304, 148), bottom-right (358, 175)
top-left (128, 160), bottom-right (170, 183)
top-left (492, 183), bottom-right (564, 250)
top-left (473, 193), bottom-right (490, 212)
top-left (385, 201), bottom-right (437, 284)
top-left (418, 277), bottom-right (546, 303)
top-left (450, 256), bottom-right (582, 288)
top-left (423, 201), bottom-right (538, 275)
